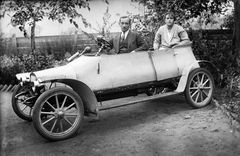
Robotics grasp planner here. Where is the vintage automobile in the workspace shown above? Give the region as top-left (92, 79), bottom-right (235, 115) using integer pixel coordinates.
top-left (12, 37), bottom-right (217, 141)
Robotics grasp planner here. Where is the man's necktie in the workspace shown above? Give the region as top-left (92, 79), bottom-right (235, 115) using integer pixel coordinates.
top-left (121, 32), bottom-right (125, 42)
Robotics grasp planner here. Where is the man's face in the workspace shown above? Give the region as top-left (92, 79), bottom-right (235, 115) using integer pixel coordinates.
top-left (119, 17), bottom-right (130, 32)
top-left (165, 14), bottom-right (174, 26)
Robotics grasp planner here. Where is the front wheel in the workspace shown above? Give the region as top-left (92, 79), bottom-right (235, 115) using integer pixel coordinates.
top-left (184, 68), bottom-right (214, 109)
top-left (12, 84), bottom-right (35, 121)
top-left (32, 87), bottom-right (84, 141)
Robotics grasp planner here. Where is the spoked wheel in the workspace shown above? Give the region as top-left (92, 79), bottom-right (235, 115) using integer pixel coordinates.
top-left (184, 68), bottom-right (214, 108)
top-left (32, 87), bottom-right (84, 141)
top-left (12, 84), bottom-right (35, 121)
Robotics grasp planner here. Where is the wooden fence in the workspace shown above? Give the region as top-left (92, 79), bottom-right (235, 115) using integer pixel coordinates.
top-left (2, 29), bottom-right (233, 55)
top-left (189, 29), bottom-right (233, 40)
top-left (8, 32), bottom-right (119, 54)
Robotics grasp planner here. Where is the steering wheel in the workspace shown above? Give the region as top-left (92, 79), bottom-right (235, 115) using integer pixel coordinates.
top-left (96, 35), bottom-right (111, 56)
top-left (97, 35), bottom-right (111, 47)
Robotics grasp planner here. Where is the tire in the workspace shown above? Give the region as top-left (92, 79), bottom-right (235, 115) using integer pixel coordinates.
top-left (12, 84), bottom-right (34, 121)
top-left (184, 68), bottom-right (214, 109)
top-left (32, 87), bottom-right (84, 141)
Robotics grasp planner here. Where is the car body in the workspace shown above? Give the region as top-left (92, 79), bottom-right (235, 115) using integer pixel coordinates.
top-left (12, 41), bottom-right (216, 141)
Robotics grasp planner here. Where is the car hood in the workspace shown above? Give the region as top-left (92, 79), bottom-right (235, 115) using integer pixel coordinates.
top-left (16, 65), bottom-right (76, 81)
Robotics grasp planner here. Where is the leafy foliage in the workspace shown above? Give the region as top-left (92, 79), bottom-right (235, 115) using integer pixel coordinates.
top-left (220, 1), bottom-right (234, 29)
top-left (191, 31), bottom-right (238, 82)
top-left (81, 6), bottom-right (116, 45)
top-left (46, 0), bottom-right (91, 28)
top-left (221, 12), bottom-right (234, 29)
top-left (81, 6), bottom-right (117, 50)
top-left (92, 6), bottom-right (116, 39)
top-left (127, 13), bottom-right (155, 48)
top-left (0, 0), bottom-right (92, 32)
top-left (0, 50), bottom-right (55, 84)
top-left (131, 0), bottom-right (228, 32)
top-left (0, 55), bottom-right (22, 84)
top-left (128, 0), bottom-right (231, 47)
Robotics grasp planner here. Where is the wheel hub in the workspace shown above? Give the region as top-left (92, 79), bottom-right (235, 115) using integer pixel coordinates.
top-left (55, 110), bottom-right (65, 118)
top-left (198, 83), bottom-right (204, 90)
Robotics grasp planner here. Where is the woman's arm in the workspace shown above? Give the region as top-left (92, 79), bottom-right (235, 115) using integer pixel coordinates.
top-left (153, 27), bottom-right (162, 50)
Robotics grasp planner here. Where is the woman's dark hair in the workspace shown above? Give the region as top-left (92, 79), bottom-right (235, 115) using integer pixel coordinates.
top-left (164, 12), bottom-right (176, 21)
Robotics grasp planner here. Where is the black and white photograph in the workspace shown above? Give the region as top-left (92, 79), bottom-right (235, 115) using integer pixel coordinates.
top-left (0, 0), bottom-right (240, 155)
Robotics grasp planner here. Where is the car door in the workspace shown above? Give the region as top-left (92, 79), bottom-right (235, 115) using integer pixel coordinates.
top-left (150, 48), bottom-right (179, 81)
top-left (99, 52), bottom-right (157, 88)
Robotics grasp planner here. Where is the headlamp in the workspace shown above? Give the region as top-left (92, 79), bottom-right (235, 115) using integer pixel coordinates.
top-left (30, 72), bottom-right (37, 82)
top-left (20, 76), bottom-right (30, 86)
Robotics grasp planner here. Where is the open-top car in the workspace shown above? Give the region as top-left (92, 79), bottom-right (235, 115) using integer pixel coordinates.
top-left (12, 38), bottom-right (217, 141)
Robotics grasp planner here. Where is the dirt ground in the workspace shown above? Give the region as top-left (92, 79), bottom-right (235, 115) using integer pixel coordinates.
top-left (1, 92), bottom-right (240, 156)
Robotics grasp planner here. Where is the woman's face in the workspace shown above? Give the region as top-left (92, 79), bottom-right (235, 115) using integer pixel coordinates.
top-left (165, 14), bottom-right (174, 26)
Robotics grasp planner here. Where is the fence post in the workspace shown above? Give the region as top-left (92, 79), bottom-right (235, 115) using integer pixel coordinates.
top-left (73, 32), bottom-right (78, 53)
top-left (11, 34), bottom-right (18, 54)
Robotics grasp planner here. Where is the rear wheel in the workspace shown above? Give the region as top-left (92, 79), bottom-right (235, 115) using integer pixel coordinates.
top-left (184, 68), bottom-right (214, 108)
top-left (32, 87), bottom-right (84, 141)
top-left (12, 84), bottom-right (34, 121)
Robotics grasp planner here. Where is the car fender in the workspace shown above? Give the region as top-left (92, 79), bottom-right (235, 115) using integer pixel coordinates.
top-left (175, 60), bottom-right (218, 93)
top-left (198, 60), bottom-right (220, 84)
top-left (42, 79), bottom-right (99, 118)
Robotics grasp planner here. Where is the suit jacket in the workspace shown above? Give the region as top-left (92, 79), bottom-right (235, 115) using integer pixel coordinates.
top-left (153, 24), bottom-right (189, 49)
top-left (108, 31), bottom-right (149, 54)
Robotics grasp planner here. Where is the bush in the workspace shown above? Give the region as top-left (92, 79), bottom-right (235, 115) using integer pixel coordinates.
top-left (39, 35), bottom-right (84, 60)
top-left (0, 33), bottom-right (88, 85)
top-left (0, 50), bottom-right (57, 85)
top-left (190, 30), bottom-right (238, 86)
top-left (0, 55), bottom-right (22, 84)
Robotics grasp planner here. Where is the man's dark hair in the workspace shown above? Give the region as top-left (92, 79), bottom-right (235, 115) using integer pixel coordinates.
top-left (119, 16), bottom-right (131, 24)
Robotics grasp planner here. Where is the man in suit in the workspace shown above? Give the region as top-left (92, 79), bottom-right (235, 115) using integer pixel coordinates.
top-left (107, 16), bottom-right (149, 54)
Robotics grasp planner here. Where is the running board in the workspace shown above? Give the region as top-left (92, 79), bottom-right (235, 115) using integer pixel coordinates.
top-left (99, 91), bottom-right (181, 111)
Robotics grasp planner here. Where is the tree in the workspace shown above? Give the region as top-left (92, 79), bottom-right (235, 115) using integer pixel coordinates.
top-left (233, 0), bottom-right (240, 69)
top-left (0, 0), bottom-right (108, 52)
top-left (132, 0), bottom-right (228, 32)
top-left (128, 0), bottom-right (229, 48)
